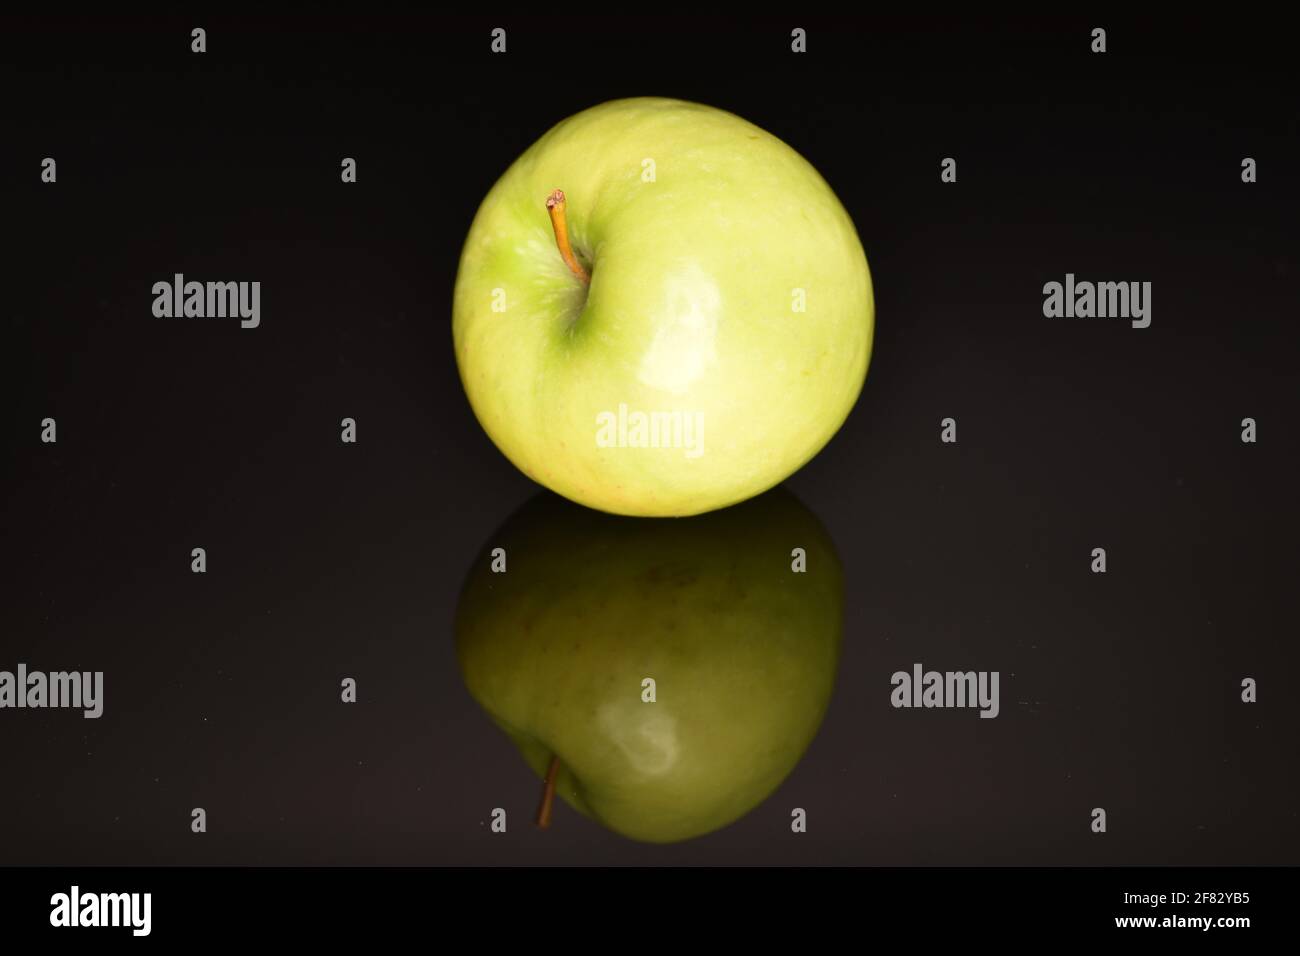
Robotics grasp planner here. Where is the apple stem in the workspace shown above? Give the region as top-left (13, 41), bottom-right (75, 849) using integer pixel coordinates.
top-left (545, 190), bottom-right (591, 285)
top-left (534, 754), bottom-right (562, 829)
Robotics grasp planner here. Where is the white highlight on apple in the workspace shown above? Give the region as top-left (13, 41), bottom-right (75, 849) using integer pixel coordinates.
top-left (636, 264), bottom-right (720, 394)
top-left (596, 404), bottom-right (704, 459)
top-left (598, 700), bottom-right (679, 776)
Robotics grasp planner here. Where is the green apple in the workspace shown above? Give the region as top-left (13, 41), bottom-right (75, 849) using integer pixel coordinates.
top-left (453, 97), bottom-right (873, 517)
top-left (454, 488), bottom-right (842, 843)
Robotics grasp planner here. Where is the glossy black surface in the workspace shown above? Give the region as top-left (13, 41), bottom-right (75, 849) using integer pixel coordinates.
top-left (3, 16), bottom-right (1297, 864)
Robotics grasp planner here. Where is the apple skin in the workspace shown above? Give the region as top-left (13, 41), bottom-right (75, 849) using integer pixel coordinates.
top-left (453, 97), bottom-right (873, 517)
top-left (454, 488), bottom-right (842, 843)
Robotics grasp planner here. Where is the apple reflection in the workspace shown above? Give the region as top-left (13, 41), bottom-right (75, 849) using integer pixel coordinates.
top-left (455, 487), bottom-right (843, 843)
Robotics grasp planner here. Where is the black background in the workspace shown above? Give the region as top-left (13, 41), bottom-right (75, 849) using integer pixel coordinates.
top-left (2, 14), bottom-right (1297, 867)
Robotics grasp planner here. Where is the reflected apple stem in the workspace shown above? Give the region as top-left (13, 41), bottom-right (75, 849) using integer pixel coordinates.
top-left (534, 754), bottom-right (562, 829)
top-left (545, 190), bottom-right (591, 285)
